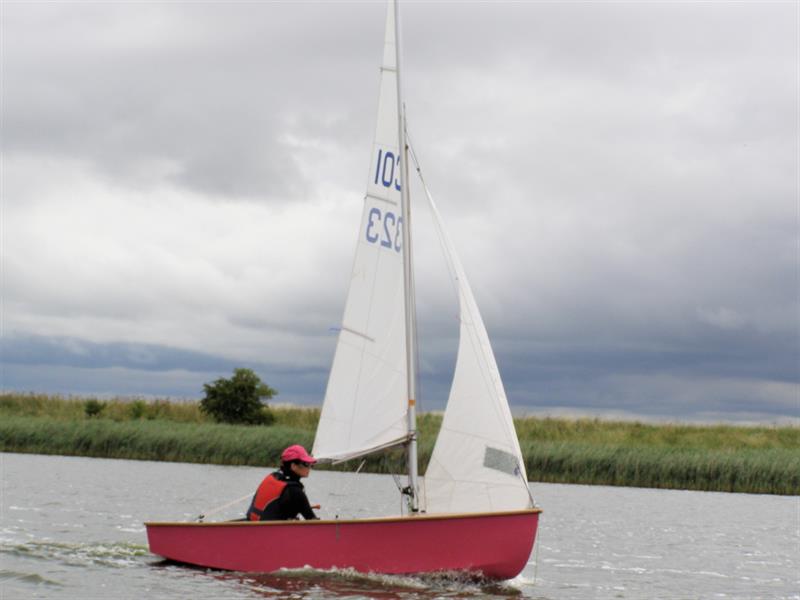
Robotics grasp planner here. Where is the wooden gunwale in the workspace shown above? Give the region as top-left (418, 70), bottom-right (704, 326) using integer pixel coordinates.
top-left (145, 507), bottom-right (542, 527)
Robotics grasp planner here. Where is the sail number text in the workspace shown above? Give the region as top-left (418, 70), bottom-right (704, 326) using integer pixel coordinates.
top-left (367, 148), bottom-right (402, 252)
top-left (366, 208), bottom-right (402, 253)
top-left (374, 149), bottom-right (402, 191)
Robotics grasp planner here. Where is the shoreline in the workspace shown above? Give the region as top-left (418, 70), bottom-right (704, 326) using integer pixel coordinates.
top-left (1, 395), bottom-right (797, 495)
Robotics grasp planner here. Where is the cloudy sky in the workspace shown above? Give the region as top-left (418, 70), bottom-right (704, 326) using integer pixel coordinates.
top-left (2, 1), bottom-right (797, 423)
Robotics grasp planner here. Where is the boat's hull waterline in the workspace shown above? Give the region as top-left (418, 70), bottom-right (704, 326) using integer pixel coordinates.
top-left (146, 509), bottom-right (540, 580)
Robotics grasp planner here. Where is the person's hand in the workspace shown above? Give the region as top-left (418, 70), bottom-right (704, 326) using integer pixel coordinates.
top-left (311, 504), bottom-right (321, 509)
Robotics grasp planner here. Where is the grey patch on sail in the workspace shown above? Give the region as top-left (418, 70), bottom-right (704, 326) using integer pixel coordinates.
top-left (483, 447), bottom-right (519, 476)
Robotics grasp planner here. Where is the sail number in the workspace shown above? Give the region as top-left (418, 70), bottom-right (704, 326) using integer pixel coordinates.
top-left (374, 149), bottom-right (402, 191)
top-left (366, 208), bottom-right (402, 253)
top-left (367, 148), bottom-right (402, 252)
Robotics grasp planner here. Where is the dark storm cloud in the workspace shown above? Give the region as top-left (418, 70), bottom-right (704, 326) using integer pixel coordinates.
top-left (1, 333), bottom-right (329, 403)
top-left (2, 1), bottom-right (796, 422)
top-left (2, 333), bottom-right (236, 373)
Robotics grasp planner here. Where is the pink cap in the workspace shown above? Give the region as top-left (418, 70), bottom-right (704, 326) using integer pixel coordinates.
top-left (281, 444), bottom-right (317, 464)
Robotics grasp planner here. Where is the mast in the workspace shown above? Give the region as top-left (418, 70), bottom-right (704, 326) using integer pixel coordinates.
top-left (393, 0), bottom-right (420, 512)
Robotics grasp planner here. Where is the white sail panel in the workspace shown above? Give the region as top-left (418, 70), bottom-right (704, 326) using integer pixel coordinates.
top-left (423, 189), bottom-right (532, 514)
top-left (313, 4), bottom-right (408, 462)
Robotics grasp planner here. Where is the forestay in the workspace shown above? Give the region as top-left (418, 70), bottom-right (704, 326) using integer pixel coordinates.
top-left (422, 183), bottom-right (532, 514)
top-left (313, 6), bottom-right (409, 462)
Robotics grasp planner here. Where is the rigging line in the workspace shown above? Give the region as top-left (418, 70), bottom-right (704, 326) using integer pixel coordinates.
top-left (517, 459), bottom-right (536, 508)
top-left (196, 492), bottom-right (252, 522)
top-left (391, 472), bottom-right (407, 516)
top-left (333, 459), bottom-right (368, 517)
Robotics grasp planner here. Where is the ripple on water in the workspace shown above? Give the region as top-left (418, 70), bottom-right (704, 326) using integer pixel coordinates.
top-left (2, 540), bottom-right (150, 569)
top-left (0, 569), bottom-right (64, 587)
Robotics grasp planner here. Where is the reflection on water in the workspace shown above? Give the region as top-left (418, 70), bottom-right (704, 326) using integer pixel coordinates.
top-left (1, 453), bottom-right (798, 600)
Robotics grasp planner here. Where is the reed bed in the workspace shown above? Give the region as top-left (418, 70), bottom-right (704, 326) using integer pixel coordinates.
top-left (0, 393), bottom-right (321, 428)
top-left (1, 392), bottom-right (797, 494)
top-left (0, 416), bottom-right (313, 466)
top-left (512, 417), bottom-right (798, 450)
top-left (0, 393), bottom-right (207, 422)
top-left (519, 441), bottom-right (799, 495)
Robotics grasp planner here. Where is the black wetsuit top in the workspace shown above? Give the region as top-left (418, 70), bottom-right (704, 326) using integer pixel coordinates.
top-left (261, 465), bottom-right (318, 521)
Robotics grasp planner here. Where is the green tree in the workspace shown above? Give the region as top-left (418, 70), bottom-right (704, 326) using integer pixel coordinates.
top-left (84, 398), bottom-right (106, 418)
top-left (200, 368), bottom-right (277, 425)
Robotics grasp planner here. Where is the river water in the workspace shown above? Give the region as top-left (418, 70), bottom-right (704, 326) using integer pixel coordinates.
top-left (1, 453), bottom-right (797, 599)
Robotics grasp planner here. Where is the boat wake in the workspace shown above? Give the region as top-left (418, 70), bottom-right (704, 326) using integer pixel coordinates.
top-left (218, 566), bottom-right (524, 598)
top-left (2, 540), bottom-right (150, 568)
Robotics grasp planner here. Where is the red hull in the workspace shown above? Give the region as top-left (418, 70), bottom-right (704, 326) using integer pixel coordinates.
top-left (146, 509), bottom-right (540, 580)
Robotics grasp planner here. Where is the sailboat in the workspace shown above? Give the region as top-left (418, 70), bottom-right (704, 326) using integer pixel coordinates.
top-left (145, 0), bottom-right (541, 580)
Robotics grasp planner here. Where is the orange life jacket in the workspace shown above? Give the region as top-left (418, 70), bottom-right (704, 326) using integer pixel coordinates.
top-left (247, 472), bottom-right (288, 521)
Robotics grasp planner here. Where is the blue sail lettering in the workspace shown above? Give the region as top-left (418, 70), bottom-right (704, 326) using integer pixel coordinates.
top-left (365, 207), bottom-right (381, 243)
top-left (374, 149), bottom-right (383, 185)
top-left (381, 151), bottom-right (395, 187)
top-left (382, 212), bottom-right (396, 248)
top-left (364, 207), bottom-right (402, 253)
top-left (374, 148), bottom-right (402, 191)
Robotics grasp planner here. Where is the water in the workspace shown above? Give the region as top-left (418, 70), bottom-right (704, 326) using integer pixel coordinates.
top-left (1, 453), bottom-right (797, 599)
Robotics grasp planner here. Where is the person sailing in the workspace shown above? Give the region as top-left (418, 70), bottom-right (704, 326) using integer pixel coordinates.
top-left (246, 445), bottom-right (320, 521)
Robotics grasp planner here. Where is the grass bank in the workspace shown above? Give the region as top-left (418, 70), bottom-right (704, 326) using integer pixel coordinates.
top-left (1, 393), bottom-right (798, 494)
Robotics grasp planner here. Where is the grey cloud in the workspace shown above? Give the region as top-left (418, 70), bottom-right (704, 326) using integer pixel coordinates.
top-left (1, 334), bottom-right (329, 404)
top-left (2, 1), bottom-right (796, 422)
top-left (2, 333), bottom-right (237, 373)
top-left (3, 2), bottom-right (383, 199)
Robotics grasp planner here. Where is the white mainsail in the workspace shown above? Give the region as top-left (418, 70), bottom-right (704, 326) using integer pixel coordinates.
top-left (313, 6), bottom-right (409, 462)
top-left (422, 182), bottom-right (532, 514)
top-left (315, 0), bottom-right (531, 515)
